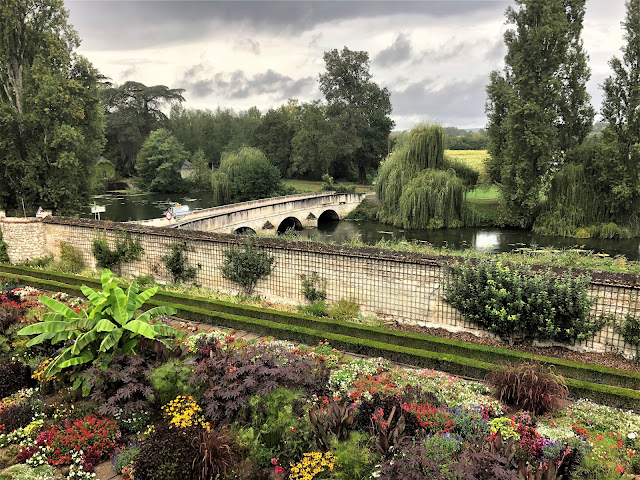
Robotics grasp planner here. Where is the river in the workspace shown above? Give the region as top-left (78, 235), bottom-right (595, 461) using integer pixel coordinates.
top-left (82, 192), bottom-right (640, 261)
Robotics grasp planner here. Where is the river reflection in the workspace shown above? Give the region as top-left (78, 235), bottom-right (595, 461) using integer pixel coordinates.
top-left (299, 220), bottom-right (640, 261)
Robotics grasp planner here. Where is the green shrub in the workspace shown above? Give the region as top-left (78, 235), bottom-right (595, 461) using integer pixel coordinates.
top-left (616, 314), bottom-right (640, 360)
top-left (162, 242), bottom-right (198, 283)
top-left (301, 272), bottom-right (326, 302)
top-left (221, 239), bottom-right (274, 295)
top-left (446, 259), bottom-right (600, 345)
top-left (91, 231), bottom-right (144, 271)
top-left (135, 274), bottom-right (156, 288)
top-left (18, 255), bottom-right (54, 269)
top-left (321, 174), bottom-right (356, 193)
top-left (53, 242), bottom-right (85, 274)
top-left (148, 359), bottom-right (196, 406)
top-left (328, 298), bottom-right (360, 321)
top-left (330, 432), bottom-right (376, 480)
top-left (298, 300), bottom-right (329, 317)
top-left (0, 230), bottom-right (8, 264)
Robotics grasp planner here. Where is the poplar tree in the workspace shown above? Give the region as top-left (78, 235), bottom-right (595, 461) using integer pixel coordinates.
top-left (485, 0), bottom-right (594, 227)
top-left (599, 0), bottom-right (640, 221)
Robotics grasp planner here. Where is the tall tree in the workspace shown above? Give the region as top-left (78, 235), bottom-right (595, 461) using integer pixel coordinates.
top-left (0, 0), bottom-right (105, 214)
top-left (319, 47), bottom-right (394, 182)
top-left (485, 0), bottom-right (594, 226)
top-left (289, 101), bottom-right (336, 179)
top-left (135, 129), bottom-right (189, 193)
top-left (251, 106), bottom-right (294, 176)
top-left (102, 81), bottom-right (184, 176)
top-left (599, 0), bottom-right (640, 221)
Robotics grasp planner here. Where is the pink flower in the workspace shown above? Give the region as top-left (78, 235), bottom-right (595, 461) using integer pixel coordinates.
top-left (274, 466), bottom-right (285, 474)
top-left (271, 458), bottom-right (278, 466)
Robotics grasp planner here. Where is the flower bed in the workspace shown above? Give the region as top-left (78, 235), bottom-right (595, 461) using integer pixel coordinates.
top-left (0, 277), bottom-right (638, 479)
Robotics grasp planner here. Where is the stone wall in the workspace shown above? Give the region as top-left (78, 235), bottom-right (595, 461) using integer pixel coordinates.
top-left (0, 217), bottom-right (46, 263)
top-left (1, 215), bottom-right (640, 356)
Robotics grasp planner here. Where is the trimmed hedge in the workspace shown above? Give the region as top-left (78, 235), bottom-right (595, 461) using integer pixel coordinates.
top-left (2, 265), bottom-right (638, 390)
top-left (2, 265), bottom-right (640, 410)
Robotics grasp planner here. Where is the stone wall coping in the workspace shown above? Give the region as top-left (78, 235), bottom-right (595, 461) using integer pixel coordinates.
top-left (0, 217), bottom-right (43, 224)
top-left (41, 216), bottom-right (640, 289)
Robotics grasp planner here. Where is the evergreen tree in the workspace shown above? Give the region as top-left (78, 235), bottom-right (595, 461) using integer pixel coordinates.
top-left (485, 0), bottom-right (594, 226)
top-left (0, 0), bottom-right (105, 214)
top-left (599, 0), bottom-right (640, 221)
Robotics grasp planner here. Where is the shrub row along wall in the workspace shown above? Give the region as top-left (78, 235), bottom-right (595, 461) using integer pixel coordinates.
top-left (1, 216), bottom-right (639, 356)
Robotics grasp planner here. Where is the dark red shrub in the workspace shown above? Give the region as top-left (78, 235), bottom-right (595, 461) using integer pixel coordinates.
top-left (190, 342), bottom-right (327, 424)
top-left (134, 423), bottom-right (198, 480)
top-left (0, 402), bottom-right (34, 433)
top-left (0, 360), bottom-right (36, 398)
top-left (486, 363), bottom-right (568, 415)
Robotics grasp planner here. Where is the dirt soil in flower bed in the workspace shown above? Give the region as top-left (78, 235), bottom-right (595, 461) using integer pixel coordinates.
top-left (387, 323), bottom-right (640, 373)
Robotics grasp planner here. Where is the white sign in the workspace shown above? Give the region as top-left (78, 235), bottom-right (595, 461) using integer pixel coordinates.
top-left (35, 206), bottom-right (44, 218)
top-left (90, 205), bottom-right (106, 214)
top-left (165, 211), bottom-right (172, 221)
top-left (171, 205), bottom-right (190, 217)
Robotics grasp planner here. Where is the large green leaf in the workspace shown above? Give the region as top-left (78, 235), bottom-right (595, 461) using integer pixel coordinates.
top-left (98, 329), bottom-right (123, 353)
top-left (121, 338), bottom-right (138, 354)
top-left (71, 330), bottom-right (98, 355)
top-left (19, 321), bottom-right (73, 337)
top-left (109, 287), bottom-right (130, 326)
top-left (59, 351), bottom-right (95, 368)
top-left (65, 318), bottom-right (99, 331)
top-left (39, 295), bottom-right (78, 318)
top-left (25, 332), bottom-right (57, 346)
top-left (94, 319), bottom-right (117, 332)
top-left (125, 282), bottom-right (140, 313)
top-left (123, 319), bottom-right (157, 339)
top-left (134, 305), bottom-right (176, 325)
top-left (131, 285), bottom-right (158, 310)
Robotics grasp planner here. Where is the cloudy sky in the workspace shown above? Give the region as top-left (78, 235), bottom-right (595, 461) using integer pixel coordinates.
top-left (66, 0), bottom-right (627, 130)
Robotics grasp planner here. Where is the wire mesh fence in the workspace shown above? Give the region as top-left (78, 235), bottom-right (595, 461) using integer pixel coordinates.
top-left (42, 217), bottom-right (640, 356)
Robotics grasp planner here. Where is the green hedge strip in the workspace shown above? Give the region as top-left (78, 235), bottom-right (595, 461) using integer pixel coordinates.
top-left (3, 270), bottom-right (640, 411)
top-left (2, 264), bottom-right (640, 390)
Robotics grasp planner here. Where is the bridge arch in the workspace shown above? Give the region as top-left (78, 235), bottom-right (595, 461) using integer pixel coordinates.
top-left (233, 226), bottom-right (256, 235)
top-left (277, 216), bottom-right (303, 234)
top-left (318, 209), bottom-right (340, 226)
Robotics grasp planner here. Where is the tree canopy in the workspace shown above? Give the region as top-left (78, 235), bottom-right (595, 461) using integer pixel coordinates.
top-left (211, 147), bottom-right (284, 205)
top-left (319, 47), bottom-right (394, 182)
top-left (485, 0), bottom-right (594, 227)
top-left (0, 0), bottom-right (105, 214)
top-left (377, 125), bottom-right (477, 229)
top-left (135, 129), bottom-right (189, 193)
top-left (102, 81), bottom-right (185, 176)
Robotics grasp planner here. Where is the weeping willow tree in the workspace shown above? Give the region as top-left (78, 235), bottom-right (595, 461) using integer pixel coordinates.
top-left (377, 125), bottom-right (478, 229)
top-left (211, 147), bottom-right (283, 205)
top-left (533, 163), bottom-right (630, 238)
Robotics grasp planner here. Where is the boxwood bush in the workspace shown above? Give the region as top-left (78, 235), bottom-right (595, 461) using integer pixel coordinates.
top-left (445, 260), bottom-right (601, 345)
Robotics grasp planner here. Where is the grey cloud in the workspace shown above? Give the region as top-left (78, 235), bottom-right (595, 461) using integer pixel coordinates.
top-left (121, 65), bottom-right (137, 79)
top-left (374, 33), bottom-right (412, 67)
top-left (235, 38), bottom-right (261, 55)
top-left (67, 1), bottom-right (508, 50)
top-left (181, 65), bottom-right (314, 100)
top-left (391, 76), bottom-right (488, 125)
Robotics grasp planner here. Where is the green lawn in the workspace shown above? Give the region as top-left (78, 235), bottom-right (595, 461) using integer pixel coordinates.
top-left (283, 179), bottom-right (375, 194)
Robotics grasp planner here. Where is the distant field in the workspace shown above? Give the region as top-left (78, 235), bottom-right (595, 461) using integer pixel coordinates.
top-left (283, 179), bottom-right (375, 194)
top-left (445, 149), bottom-right (490, 174)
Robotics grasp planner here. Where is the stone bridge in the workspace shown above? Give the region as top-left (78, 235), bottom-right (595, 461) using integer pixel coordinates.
top-left (136, 192), bottom-right (366, 234)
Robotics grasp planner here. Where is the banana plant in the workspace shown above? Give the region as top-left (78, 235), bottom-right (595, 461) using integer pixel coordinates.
top-left (18, 269), bottom-right (180, 379)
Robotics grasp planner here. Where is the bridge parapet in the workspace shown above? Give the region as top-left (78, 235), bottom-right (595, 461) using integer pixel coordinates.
top-left (134, 192), bottom-right (366, 234)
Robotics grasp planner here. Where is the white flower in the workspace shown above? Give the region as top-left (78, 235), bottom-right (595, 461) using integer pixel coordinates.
top-left (628, 432), bottom-right (637, 440)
